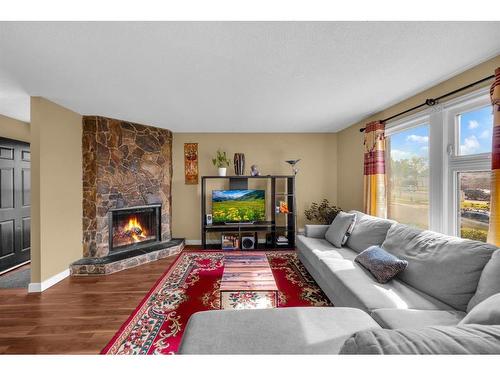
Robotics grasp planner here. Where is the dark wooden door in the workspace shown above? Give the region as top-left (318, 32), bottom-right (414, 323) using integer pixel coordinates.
top-left (0, 137), bottom-right (30, 273)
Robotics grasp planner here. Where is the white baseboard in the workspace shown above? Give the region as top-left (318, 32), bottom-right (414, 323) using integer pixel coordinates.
top-left (28, 268), bottom-right (70, 293)
top-left (185, 239), bottom-right (201, 245)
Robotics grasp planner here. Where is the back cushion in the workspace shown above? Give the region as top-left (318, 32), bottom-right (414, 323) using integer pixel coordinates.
top-left (346, 211), bottom-right (394, 253)
top-left (467, 249), bottom-right (500, 311)
top-left (460, 293), bottom-right (500, 325)
top-left (381, 224), bottom-right (496, 311)
top-left (324, 211), bottom-right (357, 247)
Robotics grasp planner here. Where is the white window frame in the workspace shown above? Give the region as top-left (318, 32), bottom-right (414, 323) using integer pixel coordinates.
top-left (385, 86), bottom-right (492, 236)
top-left (443, 90), bottom-right (492, 236)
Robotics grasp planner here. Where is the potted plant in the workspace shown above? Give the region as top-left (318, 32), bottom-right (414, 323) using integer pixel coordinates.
top-left (304, 199), bottom-right (342, 224)
top-left (212, 149), bottom-right (230, 176)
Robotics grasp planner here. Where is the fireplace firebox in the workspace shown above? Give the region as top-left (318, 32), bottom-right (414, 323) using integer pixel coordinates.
top-left (109, 205), bottom-right (161, 252)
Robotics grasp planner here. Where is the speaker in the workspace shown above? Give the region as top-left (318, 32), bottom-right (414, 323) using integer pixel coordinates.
top-left (241, 235), bottom-right (255, 250)
top-left (206, 214), bottom-right (213, 225)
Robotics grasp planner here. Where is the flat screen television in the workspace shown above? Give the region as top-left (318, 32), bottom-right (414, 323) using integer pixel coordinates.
top-left (212, 189), bottom-right (265, 223)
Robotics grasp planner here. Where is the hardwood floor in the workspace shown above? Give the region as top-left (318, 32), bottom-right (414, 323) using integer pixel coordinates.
top-left (0, 254), bottom-right (178, 354)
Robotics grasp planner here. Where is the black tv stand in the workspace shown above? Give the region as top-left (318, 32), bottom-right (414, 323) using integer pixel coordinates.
top-left (201, 175), bottom-right (296, 250)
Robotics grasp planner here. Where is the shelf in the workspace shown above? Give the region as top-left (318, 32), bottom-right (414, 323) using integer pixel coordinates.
top-left (204, 224), bottom-right (291, 233)
top-left (202, 175), bottom-right (294, 179)
top-left (205, 221), bottom-right (273, 227)
top-left (201, 175), bottom-right (296, 249)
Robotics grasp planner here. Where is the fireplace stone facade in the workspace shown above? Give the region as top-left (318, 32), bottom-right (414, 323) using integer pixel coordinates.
top-left (82, 116), bottom-right (173, 258)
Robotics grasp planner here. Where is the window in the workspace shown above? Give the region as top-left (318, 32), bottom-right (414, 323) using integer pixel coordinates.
top-left (447, 100), bottom-right (493, 242)
top-left (458, 171), bottom-right (490, 242)
top-left (385, 88), bottom-right (493, 242)
top-left (457, 106), bottom-right (493, 156)
top-left (387, 124), bottom-right (430, 229)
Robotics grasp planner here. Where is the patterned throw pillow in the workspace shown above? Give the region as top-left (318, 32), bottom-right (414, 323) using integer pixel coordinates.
top-left (355, 246), bottom-right (408, 283)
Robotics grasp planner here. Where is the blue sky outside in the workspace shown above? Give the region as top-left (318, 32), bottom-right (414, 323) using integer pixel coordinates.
top-left (458, 106), bottom-right (493, 155)
top-left (390, 124), bottom-right (430, 161)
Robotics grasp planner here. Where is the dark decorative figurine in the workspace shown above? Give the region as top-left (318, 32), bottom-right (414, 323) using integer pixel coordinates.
top-left (285, 159), bottom-right (301, 175)
top-left (250, 164), bottom-right (260, 176)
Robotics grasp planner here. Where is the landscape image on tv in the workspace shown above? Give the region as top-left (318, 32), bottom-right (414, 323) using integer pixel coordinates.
top-left (212, 189), bottom-right (265, 223)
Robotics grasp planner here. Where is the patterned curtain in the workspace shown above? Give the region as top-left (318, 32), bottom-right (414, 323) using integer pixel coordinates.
top-left (488, 67), bottom-right (500, 245)
top-left (363, 121), bottom-right (387, 218)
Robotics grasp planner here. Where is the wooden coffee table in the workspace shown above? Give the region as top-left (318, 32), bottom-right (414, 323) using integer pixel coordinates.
top-left (220, 252), bottom-right (279, 310)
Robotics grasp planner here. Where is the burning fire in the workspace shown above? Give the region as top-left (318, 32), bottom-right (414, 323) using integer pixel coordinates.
top-left (123, 216), bottom-right (148, 242)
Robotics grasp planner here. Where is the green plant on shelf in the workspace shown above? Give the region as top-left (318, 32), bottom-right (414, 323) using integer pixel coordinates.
top-left (304, 199), bottom-right (341, 225)
top-left (211, 149), bottom-right (230, 168)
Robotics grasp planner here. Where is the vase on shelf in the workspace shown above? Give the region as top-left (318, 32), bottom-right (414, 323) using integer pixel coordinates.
top-left (218, 167), bottom-right (227, 176)
top-left (234, 153), bottom-right (245, 175)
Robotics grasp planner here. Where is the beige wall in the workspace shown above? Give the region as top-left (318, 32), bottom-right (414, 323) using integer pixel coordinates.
top-left (0, 114), bottom-right (30, 142)
top-left (337, 54), bottom-right (500, 212)
top-left (172, 133), bottom-right (338, 241)
top-left (30, 97), bottom-right (83, 283)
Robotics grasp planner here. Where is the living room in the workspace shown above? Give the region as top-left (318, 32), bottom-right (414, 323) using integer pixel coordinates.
top-left (1, 2), bottom-right (500, 372)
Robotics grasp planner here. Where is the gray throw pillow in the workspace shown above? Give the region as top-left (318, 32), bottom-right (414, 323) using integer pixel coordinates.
top-left (324, 211), bottom-right (356, 248)
top-left (355, 246), bottom-right (408, 283)
top-left (460, 293), bottom-right (500, 325)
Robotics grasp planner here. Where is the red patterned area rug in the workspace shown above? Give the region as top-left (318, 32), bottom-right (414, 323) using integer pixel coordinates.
top-left (101, 250), bottom-right (331, 355)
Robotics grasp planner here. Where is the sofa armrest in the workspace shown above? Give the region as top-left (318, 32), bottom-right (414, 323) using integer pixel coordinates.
top-left (304, 224), bottom-right (330, 238)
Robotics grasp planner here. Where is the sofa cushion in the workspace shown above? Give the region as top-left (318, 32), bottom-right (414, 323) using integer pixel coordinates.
top-left (178, 307), bottom-right (380, 354)
top-left (346, 211), bottom-right (394, 253)
top-left (355, 246), bottom-right (408, 283)
top-left (467, 249), bottom-right (500, 311)
top-left (381, 223), bottom-right (497, 311)
top-left (304, 224), bottom-right (330, 239)
top-left (319, 256), bottom-right (454, 312)
top-left (460, 293), bottom-right (500, 325)
top-left (339, 324), bottom-right (500, 354)
top-left (371, 308), bottom-right (465, 329)
top-left (296, 235), bottom-right (357, 272)
top-left (325, 211), bottom-right (357, 247)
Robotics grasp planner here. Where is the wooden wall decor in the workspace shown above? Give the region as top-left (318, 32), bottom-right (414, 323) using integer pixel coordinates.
top-left (184, 143), bottom-right (199, 185)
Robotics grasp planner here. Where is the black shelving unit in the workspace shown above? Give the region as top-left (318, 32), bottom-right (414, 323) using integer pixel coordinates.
top-left (201, 175), bottom-right (296, 250)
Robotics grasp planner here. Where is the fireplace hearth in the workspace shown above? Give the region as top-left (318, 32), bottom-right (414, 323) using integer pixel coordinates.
top-left (109, 205), bottom-right (161, 253)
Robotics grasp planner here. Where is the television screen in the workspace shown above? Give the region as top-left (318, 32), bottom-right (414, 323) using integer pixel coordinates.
top-left (212, 189), bottom-right (265, 223)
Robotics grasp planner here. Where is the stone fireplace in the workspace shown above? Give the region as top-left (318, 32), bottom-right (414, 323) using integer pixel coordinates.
top-left (71, 116), bottom-right (183, 275)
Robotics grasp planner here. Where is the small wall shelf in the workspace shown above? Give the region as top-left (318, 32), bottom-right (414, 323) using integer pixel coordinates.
top-left (201, 175), bottom-right (296, 250)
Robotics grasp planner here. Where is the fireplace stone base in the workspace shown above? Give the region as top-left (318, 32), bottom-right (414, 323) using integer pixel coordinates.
top-left (70, 238), bottom-right (184, 276)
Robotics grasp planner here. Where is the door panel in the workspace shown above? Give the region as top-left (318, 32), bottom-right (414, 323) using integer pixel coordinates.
top-left (22, 217), bottom-right (31, 251)
top-left (0, 146), bottom-right (14, 160)
top-left (0, 137), bottom-right (31, 273)
top-left (22, 168), bottom-right (30, 206)
top-left (0, 220), bottom-right (15, 257)
top-left (0, 168), bottom-right (14, 208)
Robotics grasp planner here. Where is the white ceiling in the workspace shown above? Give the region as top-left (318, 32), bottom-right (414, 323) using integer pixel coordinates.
top-left (0, 22), bottom-right (499, 132)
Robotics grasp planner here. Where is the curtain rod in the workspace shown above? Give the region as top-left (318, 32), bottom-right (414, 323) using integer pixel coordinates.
top-left (359, 74), bottom-right (495, 132)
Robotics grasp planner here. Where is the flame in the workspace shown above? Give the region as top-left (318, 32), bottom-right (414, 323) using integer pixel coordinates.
top-left (124, 216), bottom-right (147, 242)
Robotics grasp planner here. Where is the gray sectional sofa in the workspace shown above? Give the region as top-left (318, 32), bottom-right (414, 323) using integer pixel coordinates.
top-left (179, 211), bottom-right (500, 354)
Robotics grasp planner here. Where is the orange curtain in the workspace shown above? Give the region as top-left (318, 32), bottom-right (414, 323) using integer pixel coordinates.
top-left (488, 67), bottom-right (500, 246)
top-left (363, 121), bottom-right (387, 218)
